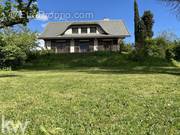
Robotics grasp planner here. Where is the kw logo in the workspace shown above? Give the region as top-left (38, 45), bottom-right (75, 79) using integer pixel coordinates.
top-left (1, 115), bottom-right (30, 135)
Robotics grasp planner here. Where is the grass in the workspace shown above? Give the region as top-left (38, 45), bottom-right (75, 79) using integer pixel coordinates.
top-left (0, 53), bottom-right (180, 135)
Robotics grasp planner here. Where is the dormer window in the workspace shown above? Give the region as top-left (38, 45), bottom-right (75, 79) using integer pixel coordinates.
top-left (81, 27), bottom-right (87, 34)
top-left (66, 26), bottom-right (99, 35)
top-left (90, 27), bottom-right (97, 33)
top-left (72, 28), bottom-right (78, 34)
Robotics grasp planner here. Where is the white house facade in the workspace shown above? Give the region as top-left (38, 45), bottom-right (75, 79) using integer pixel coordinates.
top-left (39, 19), bottom-right (130, 53)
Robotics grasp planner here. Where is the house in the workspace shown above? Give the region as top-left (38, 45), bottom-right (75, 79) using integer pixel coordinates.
top-left (38, 19), bottom-right (130, 53)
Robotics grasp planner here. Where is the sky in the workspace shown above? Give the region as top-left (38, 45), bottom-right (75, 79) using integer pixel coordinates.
top-left (28, 0), bottom-right (180, 43)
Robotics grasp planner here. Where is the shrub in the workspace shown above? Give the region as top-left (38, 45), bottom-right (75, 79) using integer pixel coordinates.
top-left (120, 41), bottom-right (133, 53)
top-left (26, 49), bottom-right (55, 61)
top-left (128, 49), bottom-right (146, 62)
top-left (165, 48), bottom-right (175, 61)
top-left (130, 37), bottom-right (171, 62)
top-left (0, 26), bottom-right (37, 68)
top-left (164, 40), bottom-right (180, 61)
top-left (144, 38), bottom-right (167, 58)
top-left (174, 45), bottom-right (180, 60)
top-left (0, 45), bottom-right (26, 68)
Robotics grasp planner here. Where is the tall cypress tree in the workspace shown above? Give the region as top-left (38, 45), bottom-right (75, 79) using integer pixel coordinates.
top-left (138, 20), bottom-right (146, 47)
top-left (134, 0), bottom-right (140, 46)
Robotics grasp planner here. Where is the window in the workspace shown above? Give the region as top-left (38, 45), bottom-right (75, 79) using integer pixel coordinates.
top-left (81, 27), bottom-right (87, 34)
top-left (79, 41), bottom-right (90, 52)
top-left (113, 39), bottom-right (118, 44)
top-left (90, 27), bottom-right (97, 33)
top-left (72, 28), bottom-right (78, 34)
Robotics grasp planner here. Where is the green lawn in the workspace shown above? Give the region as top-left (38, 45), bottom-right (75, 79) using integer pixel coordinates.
top-left (0, 53), bottom-right (180, 135)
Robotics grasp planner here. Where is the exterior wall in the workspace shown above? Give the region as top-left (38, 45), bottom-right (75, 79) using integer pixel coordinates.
top-left (94, 39), bottom-right (98, 51)
top-left (64, 29), bottom-right (72, 35)
top-left (64, 25), bottom-right (104, 35)
top-left (87, 28), bottom-right (90, 34)
top-left (70, 40), bottom-right (75, 53)
top-left (47, 38), bottom-right (120, 53)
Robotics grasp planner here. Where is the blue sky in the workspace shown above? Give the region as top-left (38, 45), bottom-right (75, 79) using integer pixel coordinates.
top-left (28, 0), bottom-right (180, 43)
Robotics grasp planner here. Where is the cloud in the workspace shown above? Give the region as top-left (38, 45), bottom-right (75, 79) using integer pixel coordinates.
top-left (36, 14), bottom-right (48, 21)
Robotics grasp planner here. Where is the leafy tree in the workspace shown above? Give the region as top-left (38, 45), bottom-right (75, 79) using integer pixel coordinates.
top-left (2, 26), bottom-right (38, 53)
top-left (0, 0), bottom-right (38, 29)
top-left (0, 45), bottom-right (26, 68)
top-left (134, 0), bottom-right (140, 46)
top-left (0, 26), bottom-right (38, 68)
top-left (141, 11), bottom-right (154, 38)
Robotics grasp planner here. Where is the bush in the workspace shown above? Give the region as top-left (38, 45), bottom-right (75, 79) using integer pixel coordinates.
top-left (164, 41), bottom-right (180, 61)
top-left (26, 49), bottom-right (55, 62)
top-left (0, 26), bottom-right (37, 68)
top-left (165, 48), bottom-right (175, 61)
top-left (0, 45), bottom-right (26, 68)
top-left (128, 49), bottom-right (146, 62)
top-left (174, 44), bottom-right (180, 60)
top-left (144, 38), bottom-right (167, 58)
top-left (130, 37), bottom-right (172, 62)
top-left (120, 42), bottom-right (133, 53)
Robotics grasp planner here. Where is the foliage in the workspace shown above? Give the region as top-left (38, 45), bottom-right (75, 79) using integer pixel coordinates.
top-left (2, 26), bottom-right (37, 53)
top-left (137, 20), bottom-right (146, 49)
top-left (153, 38), bottom-right (168, 57)
top-left (0, 45), bottom-right (26, 68)
top-left (144, 38), bottom-right (159, 57)
top-left (0, 26), bottom-right (38, 68)
top-left (157, 31), bottom-right (180, 60)
top-left (119, 41), bottom-right (133, 53)
top-left (141, 10), bottom-right (154, 38)
top-left (145, 37), bottom-right (173, 59)
top-left (134, 1), bottom-right (154, 50)
top-left (165, 47), bottom-right (175, 61)
top-left (26, 49), bottom-right (54, 62)
top-left (0, 0), bottom-right (38, 29)
top-left (130, 37), bottom-right (173, 62)
top-left (174, 43), bottom-right (180, 60)
top-left (24, 52), bottom-right (172, 70)
top-left (134, 0), bottom-right (140, 46)
top-left (129, 49), bottom-right (146, 62)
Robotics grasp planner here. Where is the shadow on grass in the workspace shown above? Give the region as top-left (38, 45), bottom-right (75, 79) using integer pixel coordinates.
top-left (20, 65), bottom-right (180, 76)
top-left (79, 67), bottom-right (180, 76)
top-left (0, 74), bottom-right (20, 78)
top-left (21, 53), bottom-right (180, 76)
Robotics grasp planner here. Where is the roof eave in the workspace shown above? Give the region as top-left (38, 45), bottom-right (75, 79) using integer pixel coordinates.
top-left (38, 35), bottom-right (130, 40)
